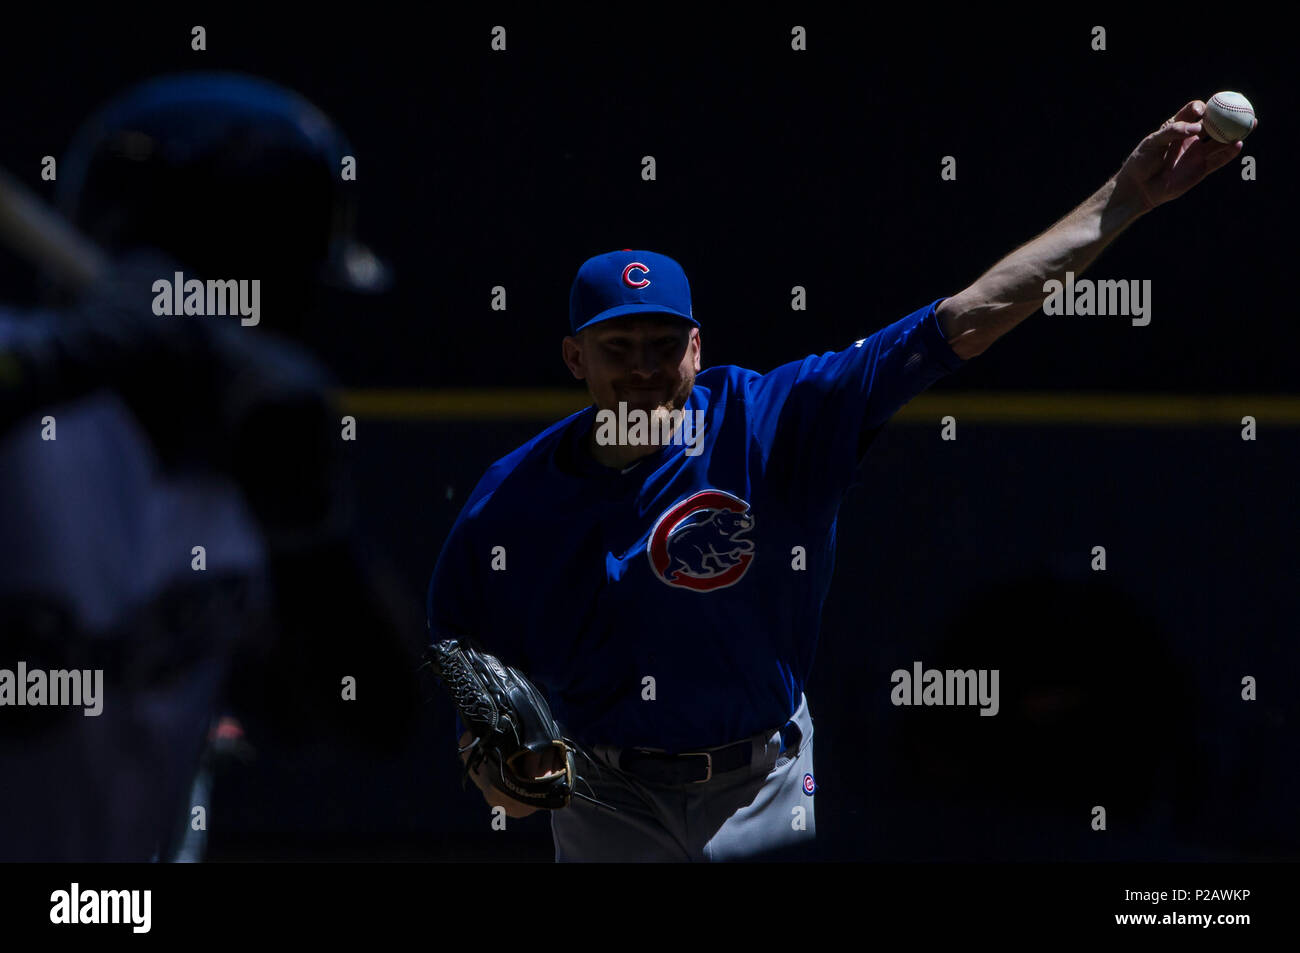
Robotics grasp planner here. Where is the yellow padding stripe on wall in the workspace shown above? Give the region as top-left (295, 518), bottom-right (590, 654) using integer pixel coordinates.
top-left (336, 390), bottom-right (1300, 426)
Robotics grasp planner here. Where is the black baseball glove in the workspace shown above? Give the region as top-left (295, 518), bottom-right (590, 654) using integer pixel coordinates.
top-left (426, 639), bottom-right (608, 811)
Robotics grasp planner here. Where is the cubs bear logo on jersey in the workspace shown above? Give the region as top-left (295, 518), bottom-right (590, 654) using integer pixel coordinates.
top-left (645, 489), bottom-right (756, 591)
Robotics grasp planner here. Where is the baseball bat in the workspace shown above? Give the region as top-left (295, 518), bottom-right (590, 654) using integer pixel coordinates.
top-left (0, 165), bottom-right (106, 289)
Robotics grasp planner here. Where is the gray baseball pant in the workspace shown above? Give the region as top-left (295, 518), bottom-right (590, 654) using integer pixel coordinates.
top-left (551, 693), bottom-right (817, 861)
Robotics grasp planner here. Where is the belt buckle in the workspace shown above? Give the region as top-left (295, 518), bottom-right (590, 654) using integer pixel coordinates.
top-left (681, 751), bottom-right (713, 783)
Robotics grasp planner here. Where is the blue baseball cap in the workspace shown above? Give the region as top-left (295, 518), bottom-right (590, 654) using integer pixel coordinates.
top-left (568, 249), bottom-right (698, 335)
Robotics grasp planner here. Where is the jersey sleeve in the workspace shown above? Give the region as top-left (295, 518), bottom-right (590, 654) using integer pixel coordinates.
top-left (427, 500), bottom-right (484, 744)
top-left (745, 296), bottom-right (967, 512)
top-left (426, 518), bottom-right (477, 645)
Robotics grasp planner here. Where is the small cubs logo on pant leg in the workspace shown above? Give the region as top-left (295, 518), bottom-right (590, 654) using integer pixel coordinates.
top-left (646, 489), bottom-right (756, 591)
top-left (802, 773), bottom-right (817, 795)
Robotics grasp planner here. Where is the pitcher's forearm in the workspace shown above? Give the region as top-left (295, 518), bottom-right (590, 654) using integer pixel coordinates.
top-left (939, 177), bottom-right (1148, 352)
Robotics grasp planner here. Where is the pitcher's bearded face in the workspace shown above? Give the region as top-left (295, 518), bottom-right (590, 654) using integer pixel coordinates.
top-left (563, 316), bottom-right (701, 415)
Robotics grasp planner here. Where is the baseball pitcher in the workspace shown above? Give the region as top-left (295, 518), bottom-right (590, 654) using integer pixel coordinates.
top-left (427, 100), bottom-right (1243, 861)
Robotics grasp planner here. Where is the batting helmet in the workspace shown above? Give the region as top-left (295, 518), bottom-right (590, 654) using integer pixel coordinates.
top-left (56, 71), bottom-right (390, 296)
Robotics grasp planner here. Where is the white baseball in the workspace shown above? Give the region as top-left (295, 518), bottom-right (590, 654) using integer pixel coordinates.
top-left (1203, 91), bottom-right (1256, 143)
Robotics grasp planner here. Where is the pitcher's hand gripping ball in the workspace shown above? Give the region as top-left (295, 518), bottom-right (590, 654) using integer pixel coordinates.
top-left (427, 639), bottom-right (608, 811)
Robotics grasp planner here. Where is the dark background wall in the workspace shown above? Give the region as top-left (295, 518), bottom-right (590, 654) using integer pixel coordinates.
top-left (3, 9), bottom-right (1295, 860)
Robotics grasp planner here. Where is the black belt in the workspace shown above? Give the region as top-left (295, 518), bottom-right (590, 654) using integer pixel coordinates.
top-left (617, 720), bottom-right (802, 786)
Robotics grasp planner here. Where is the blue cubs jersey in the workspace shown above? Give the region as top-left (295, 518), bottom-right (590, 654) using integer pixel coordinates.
top-left (427, 296), bottom-right (966, 752)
